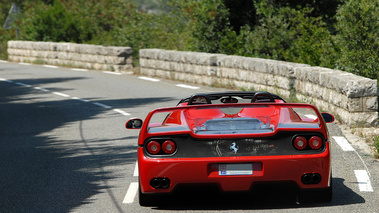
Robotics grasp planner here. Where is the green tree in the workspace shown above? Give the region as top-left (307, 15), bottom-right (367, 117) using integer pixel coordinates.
top-left (285, 7), bottom-right (339, 67)
top-left (334, 0), bottom-right (379, 79)
top-left (114, 1), bottom-right (191, 64)
top-left (21, 0), bottom-right (84, 42)
top-left (235, 0), bottom-right (338, 68)
top-left (169, 0), bottom-right (234, 53)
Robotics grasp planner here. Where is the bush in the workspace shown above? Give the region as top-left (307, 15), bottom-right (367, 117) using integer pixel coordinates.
top-left (235, 1), bottom-right (338, 68)
top-left (21, 0), bottom-right (83, 42)
top-left (334, 0), bottom-right (379, 79)
top-left (1, 0), bottom-right (378, 81)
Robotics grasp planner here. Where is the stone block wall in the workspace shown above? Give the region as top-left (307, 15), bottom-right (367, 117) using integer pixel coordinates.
top-left (140, 49), bottom-right (378, 127)
top-left (7, 41), bottom-right (133, 71)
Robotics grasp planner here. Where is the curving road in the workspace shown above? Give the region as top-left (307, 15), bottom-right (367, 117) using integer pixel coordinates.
top-left (0, 61), bottom-right (378, 213)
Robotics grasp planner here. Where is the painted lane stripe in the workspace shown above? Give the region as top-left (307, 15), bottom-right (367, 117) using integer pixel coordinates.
top-left (113, 109), bottom-right (131, 116)
top-left (43, 65), bottom-right (59, 69)
top-left (15, 82), bottom-right (31, 87)
top-left (138, 76), bottom-right (160, 82)
top-left (103, 71), bottom-right (122, 75)
top-left (3, 80), bottom-right (134, 119)
top-left (354, 170), bottom-right (374, 192)
top-left (133, 161), bottom-right (138, 177)
top-left (176, 84), bottom-right (200, 90)
top-left (71, 68), bottom-right (88, 72)
top-left (123, 182), bottom-right (139, 204)
top-left (332, 136), bottom-right (355, 151)
top-left (0, 60), bottom-right (8, 63)
top-left (93, 102), bottom-right (111, 109)
top-left (19, 62), bottom-right (31, 65)
top-left (0, 78), bottom-right (13, 83)
top-left (72, 97), bottom-right (90, 103)
top-left (34, 87), bottom-right (50, 92)
top-left (53, 92), bottom-right (70, 98)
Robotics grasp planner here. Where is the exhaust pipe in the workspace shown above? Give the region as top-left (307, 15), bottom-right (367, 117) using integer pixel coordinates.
top-left (150, 177), bottom-right (171, 189)
top-left (301, 173), bottom-right (321, 184)
top-left (150, 178), bottom-right (161, 189)
top-left (160, 178), bottom-right (170, 189)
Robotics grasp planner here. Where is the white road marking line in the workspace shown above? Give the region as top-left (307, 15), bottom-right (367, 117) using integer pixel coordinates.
top-left (138, 76), bottom-right (160, 82)
top-left (72, 97), bottom-right (90, 102)
top-left (176, 84), bottom-right (200, 90)
top-left (43, 65), bottom-right (59, 69)
top-left (93, 102), bottom-right (111, 109)
top-left (0, 60), bottom-right (8, 63)
top-left (333, 136), bottom-right (373, 179)
top-left (15, 82), bottom-right (31, 87)
top-left (354, 170), bottom-right (374, 192)
top-left (113, 109), bottom-right (131, 116)
top-left (2, 80), bottom-right (132, 119)
top-left (123, 182), bottom-right (139, 204)
top-left (102, 71), bottom-right (122, 75)
top-left (53, 92), bottom-right (70, 98)
top-left (34, 87), bottom-right (49, 92)
top-left (133, 161), bottom-right (139, 177)
top-left (19, 62), bottom-right (31, 65)
top-left (332, 136), bottom-right (355, 151)
top-left (71, 68), bottom-right (88, 72)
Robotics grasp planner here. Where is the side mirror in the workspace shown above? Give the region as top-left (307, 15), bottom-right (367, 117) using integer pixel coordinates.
top-left (126, 118), bottom-right (143, 129)
top-left (321, 113), bottom-right (334, 123)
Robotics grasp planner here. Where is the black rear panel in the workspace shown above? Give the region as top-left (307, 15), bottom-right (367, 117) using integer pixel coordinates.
top-left (143, 132), bottom-right (326, 158)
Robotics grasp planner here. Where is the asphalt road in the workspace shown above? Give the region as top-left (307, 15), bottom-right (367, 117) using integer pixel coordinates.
top-left (0, 61), bottom-right (378, 213)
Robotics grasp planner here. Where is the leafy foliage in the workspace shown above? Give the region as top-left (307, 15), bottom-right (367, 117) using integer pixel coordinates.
top-left (334, 0), bottom-right (379, 79)
top-left (0, 0), bottom-right (378, 80)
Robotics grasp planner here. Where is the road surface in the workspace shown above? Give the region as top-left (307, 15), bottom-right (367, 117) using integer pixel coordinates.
top-left (0, 61), bottom-right (378, 213)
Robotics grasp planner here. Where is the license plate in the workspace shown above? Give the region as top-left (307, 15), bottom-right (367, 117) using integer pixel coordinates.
top-left (219, 164), bottom-right (253, 176)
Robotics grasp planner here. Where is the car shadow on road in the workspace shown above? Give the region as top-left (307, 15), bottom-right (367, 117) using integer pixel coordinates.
top-left (152, 177), bottom-right (364, 211)
top-left (0, 79), bottom-right (175, 213)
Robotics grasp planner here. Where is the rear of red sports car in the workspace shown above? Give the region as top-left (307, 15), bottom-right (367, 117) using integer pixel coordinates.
top-left (130, 95), bottom-right (333, 206)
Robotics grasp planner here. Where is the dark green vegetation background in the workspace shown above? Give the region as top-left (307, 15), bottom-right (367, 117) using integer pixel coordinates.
top-left (1, 0), bottom-right (378, 79)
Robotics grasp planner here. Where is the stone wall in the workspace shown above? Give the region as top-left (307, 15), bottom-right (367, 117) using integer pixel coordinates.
top-left (140, 49), bottom-right (378, 127)
top-left (7, 41), bottom-right (133, 71)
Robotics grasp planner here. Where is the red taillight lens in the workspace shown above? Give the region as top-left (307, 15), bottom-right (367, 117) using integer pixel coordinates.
top-left (293, 136), bottom-right (307, 150)
top-left (162, 140), bottom-right (176, 154)
top-left (309, 136), bottom-right (322, 150)
top-left (147, 141), bottom-right (161, 154)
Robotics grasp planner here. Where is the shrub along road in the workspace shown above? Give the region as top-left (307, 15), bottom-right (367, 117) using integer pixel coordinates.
top-left (0, 61), bottom-right (378, 212)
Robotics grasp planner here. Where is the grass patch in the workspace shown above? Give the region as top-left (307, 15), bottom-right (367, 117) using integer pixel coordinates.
top-left (374, 136), bottom-right (379, 158)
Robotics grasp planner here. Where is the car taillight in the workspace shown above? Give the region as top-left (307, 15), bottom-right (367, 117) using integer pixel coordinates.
top-left (162, 140), bottom-right (176, 154)
top-left (309, 136), bottom-right (322, 150)
top-left (147, 141), bottom-right (161, 154)
top-left (293, 136), bottom-right (307, 150)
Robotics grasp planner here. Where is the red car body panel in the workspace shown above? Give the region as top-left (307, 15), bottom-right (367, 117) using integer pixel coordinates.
top-left (138, 146), bottom-right (331, 193)
top-left (136, 101), bottom-right (332, 195)
top-left (127, 92), bottom-right (335, 206)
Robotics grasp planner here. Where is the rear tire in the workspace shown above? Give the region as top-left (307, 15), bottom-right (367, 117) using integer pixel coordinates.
top-left (298, 175), bottom-right (333, 203)
top-left (318, 177), bottom-right (333, 202)
top-left (139, 186), bottom-right (161, 206)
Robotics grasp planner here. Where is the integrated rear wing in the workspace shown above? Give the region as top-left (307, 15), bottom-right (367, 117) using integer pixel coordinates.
top-left (127, 103), bottom-right (333, 143)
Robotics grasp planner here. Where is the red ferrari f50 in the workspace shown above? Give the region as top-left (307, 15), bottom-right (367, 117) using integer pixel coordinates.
top-left (126, 92), bottom-right (334, 206)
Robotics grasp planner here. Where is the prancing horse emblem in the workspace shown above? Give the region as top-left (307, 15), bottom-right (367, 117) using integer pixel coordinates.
top-left (230, 142), bottom-right (239, 154)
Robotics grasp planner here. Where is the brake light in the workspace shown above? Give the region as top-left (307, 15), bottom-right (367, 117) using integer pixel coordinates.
top-left (293, 136), bottom-right (307, 150)
top-left (147, 141), bottom-right (161, 154)
top-left (309, 136), bottom-right (322, 150)
top-left (162, 140), bottom-right (176, 154)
